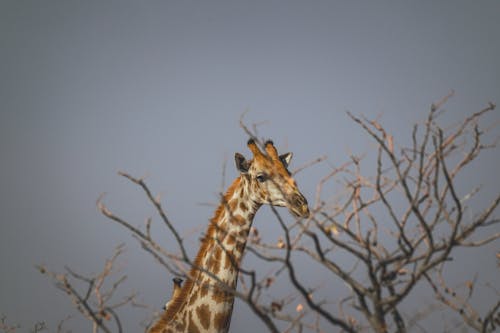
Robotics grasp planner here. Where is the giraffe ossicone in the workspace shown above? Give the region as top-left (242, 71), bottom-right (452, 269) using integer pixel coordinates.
top-left (149, 139), bottom-right (310, 333)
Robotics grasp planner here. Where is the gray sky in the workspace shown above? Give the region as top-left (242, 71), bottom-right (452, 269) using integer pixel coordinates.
top-left (1, 1), bottom-right (499, 331)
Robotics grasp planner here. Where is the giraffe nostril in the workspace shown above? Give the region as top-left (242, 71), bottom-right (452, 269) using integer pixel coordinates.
top-left (292, 193), bottom-right (307, 206)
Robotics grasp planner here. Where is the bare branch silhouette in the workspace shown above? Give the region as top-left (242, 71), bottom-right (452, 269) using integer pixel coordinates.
top-left (40, 95), bottom-right (498, 332)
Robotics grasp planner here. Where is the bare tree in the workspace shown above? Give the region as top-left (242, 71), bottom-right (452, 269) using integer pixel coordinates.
top-left (1, 315), bottom-right (47, 333)
top-left (39, 94), bottom-right (499, 332)
top-left (37, 244), bottom-right (151, 333)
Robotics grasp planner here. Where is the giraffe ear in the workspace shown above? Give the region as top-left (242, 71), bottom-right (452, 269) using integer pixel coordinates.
top-left (235, 153), bottom-right (250, 173)
top-left (279, 152), bottom-right (293, 168)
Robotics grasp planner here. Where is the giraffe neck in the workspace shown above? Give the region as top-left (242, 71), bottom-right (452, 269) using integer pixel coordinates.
top-left (150, 175), bottom-right (260, 333)
top-left (201, 175), bottom-right (260, 289)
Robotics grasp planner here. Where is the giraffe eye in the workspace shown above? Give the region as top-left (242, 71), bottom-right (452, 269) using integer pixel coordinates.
top-left (256, 174), bottom-right (267, 182)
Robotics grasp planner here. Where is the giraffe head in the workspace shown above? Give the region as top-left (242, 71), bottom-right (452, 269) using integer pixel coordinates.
top-left (234, 139), bottom-right (310, 218)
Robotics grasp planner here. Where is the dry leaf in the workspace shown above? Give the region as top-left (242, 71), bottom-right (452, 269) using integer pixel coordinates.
top-left (371, 120), bottom-right (383, 132)
top-left (296, 303), bottom-right (304, 312)
top-left (329, 225), bottom-right (339, 236)
top-left (465, 280), bottom-right (473, 290)
top-left (387, 135), bottom-right (394, 154)
top-left (277, 237), bottom-right (285, 249)
top-left (249, 227), bottom-right (261, 244)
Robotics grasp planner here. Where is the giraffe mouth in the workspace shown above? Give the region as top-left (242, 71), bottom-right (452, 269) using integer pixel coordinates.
top-left (289, 203), bottom-right (310, 218)
top-left (288, 194), bottom-right (310, 218)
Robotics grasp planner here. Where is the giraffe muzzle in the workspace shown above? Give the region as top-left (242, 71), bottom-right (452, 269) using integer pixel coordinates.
top-left (288, 193), bottom-right (310, 218)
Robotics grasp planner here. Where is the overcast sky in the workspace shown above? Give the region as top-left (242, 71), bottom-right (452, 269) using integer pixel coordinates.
top-left (1, 1), bottom-right (499, 332)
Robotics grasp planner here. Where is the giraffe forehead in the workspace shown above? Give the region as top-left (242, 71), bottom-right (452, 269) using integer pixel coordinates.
top-left (253, 155), bottom-right (290, 175)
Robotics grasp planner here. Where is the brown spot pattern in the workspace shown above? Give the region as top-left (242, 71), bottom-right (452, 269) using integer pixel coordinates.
top-left (214, 246), bottom-right (222, 260)
top-left (213, 311), bottom-right (229, 331)
top-left (187, 311), bottom-right (200, 333)
top-left (223, 255), bottom-right (232, 270)
top-left (226, 233), bottom-right (236, 246)
top-left (207, 247), bottom-right (221, 275)
top-left (238, 228), bottom-right (249, 238)
top-left (232, 214), bottom-right (246, 226)
top-left (212, 287), bottom-right (231, 304)
top-left (195, 304), bottom-right (211, 330)
top-left (228, 198), bottom-right (238, 211)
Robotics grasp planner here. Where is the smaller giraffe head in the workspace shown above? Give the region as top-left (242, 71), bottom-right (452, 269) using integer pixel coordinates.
top-left (235, 139), bottom-right (310, 218)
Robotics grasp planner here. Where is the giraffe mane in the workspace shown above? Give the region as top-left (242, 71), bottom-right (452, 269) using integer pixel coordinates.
top-left (150, 177), bottom-right (243, 331)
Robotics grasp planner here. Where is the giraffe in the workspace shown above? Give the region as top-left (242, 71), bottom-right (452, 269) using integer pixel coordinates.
top-left (148, 139), bottom-right (310, 333)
